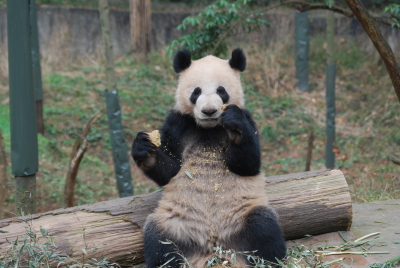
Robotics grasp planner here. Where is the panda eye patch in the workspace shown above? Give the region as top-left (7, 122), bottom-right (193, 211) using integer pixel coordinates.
top-left (216, 86), bottom-right (229, 104)
top-left (190, 87), bottom-right (202, 104)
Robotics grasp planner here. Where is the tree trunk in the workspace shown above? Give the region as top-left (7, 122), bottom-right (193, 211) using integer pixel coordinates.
top-left (99, 0), bottom-right (116, 93)
top-left (0, 169), bottom-right (352, 267)
top-left (129, 0), bottom-right (151, 54)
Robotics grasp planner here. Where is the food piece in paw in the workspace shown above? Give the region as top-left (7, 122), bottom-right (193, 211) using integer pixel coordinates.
top-left (148, 130), bottom-right (161, 147)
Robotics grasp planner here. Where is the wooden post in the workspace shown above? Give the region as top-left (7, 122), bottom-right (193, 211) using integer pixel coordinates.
top-left (129, 0), bottom-right (151, 54)
top-left (0, 130), bottom-right (7, 220)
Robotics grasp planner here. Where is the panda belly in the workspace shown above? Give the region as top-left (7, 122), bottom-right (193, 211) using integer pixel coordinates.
top-left (152, 142), bottom-right (268, 251)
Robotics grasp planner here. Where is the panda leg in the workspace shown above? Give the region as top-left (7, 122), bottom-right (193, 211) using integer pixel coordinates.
top-left (143, 219), bottom-right (185, 268)
top-left (233, 206), bottom-right (287, 266)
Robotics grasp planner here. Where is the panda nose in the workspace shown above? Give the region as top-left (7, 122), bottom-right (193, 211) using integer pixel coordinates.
top-left (202, 109), bottom-right (217, 117)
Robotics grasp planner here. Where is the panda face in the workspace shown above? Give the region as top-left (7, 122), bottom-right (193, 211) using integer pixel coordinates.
top-left (174, 52), bottom-right (246, 128)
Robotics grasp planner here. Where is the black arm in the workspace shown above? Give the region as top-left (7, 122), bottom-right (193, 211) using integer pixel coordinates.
top-left (131, 110), bottom-right (193, 186)
top-left (221, 105), bottom-right (261, 176)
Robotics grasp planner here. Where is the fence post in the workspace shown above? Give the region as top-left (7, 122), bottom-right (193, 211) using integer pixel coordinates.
top-left (295, 11), bottom-right (309, 92)
top-left (7, 0), bottom-right (38, 215)
top-left (105, 90), bottom-right (134, 197)
top-left (325, 3), bottom-right (336, 169)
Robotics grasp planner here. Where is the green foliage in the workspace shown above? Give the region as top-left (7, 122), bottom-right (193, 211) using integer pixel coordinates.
top-left (0, 105), bottom-right (10, 150)
top-left (166, 0), bottom-right (269, 59)
top-left (383, 4), bottom-right (400, 28)
top-left (0, 224), bottom-right (67, 267)
top-left (165, 0), bottom-right (400, 58)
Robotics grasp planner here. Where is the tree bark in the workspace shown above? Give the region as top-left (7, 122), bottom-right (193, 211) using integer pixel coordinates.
top-left (99, 0), bottom-right (116, 93)
top-left (129, 0), bottom-right (151, 54)
top-left (344, 0), bottom-right (400, 103)
top-left (0, 169), bottom-right (352, 267)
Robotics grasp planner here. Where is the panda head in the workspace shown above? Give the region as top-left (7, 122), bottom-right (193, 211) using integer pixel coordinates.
top-left (173, 49), bottom-right (246, 128)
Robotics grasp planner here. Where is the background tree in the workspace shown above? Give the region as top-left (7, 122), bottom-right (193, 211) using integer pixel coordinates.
top-left (167, 0), bottom-right (400, 100)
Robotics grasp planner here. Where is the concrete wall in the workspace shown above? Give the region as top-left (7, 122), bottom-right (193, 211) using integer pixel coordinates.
top-left (0, 6), bottom-right (399, 63)
top-left (0, 6), bottom-right (192, 63)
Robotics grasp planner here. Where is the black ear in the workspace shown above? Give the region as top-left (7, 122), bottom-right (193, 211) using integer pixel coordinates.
top-left (229, 48), bottom-right (246, 72)
top-left (173, 49), bottom-right (192, 73)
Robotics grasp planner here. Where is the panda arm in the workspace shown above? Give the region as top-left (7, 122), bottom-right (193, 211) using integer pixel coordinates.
top-left (221, 105), bottom-right (261, 176)
top-left (131, 111), bottom-right (188, 186)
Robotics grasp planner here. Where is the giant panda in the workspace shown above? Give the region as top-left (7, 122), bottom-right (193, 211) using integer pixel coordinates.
top-left (131, 48), bottom-right (286, 268)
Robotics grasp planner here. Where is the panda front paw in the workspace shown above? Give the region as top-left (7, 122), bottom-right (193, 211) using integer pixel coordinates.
top-left (220, 104), bottom-right (245, 144)
top-left (131, 131), bottom-right (157, 168)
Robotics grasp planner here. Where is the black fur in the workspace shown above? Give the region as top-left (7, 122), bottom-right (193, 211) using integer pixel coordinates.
top-left (173, 50), bottom-right (192, 73)
top-left (217, 86), bottom-right (229, 103)
top-left (221, 105), bottom-right (261, 176)
top-left (228, 48), bottom-right (246, 72)
top-left (132, 106), bottom-right (261, 185)
top-left (144, 220), bottom-right (196, 268)
top-left (190, 87), bottom-right (202, 104)
top-left (131, 131), bottom-right (156, 159)
top-left (232, 206), bottom-right (287, 265)
top-left (132, 111), bottom-right (195, 186)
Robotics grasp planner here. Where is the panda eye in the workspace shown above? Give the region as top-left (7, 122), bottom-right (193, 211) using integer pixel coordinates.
top-left (193, 87), bottom-right (202, 95)
top-left (217, 86), bottom-right (226, 94)
top-left (217, 86), bottom-right (229, 104)
top-left (190, 87), bottom-right (202, 104)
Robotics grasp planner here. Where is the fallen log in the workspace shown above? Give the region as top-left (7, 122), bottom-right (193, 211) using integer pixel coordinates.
top-left (0, 169), bottom-right (352, 267)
